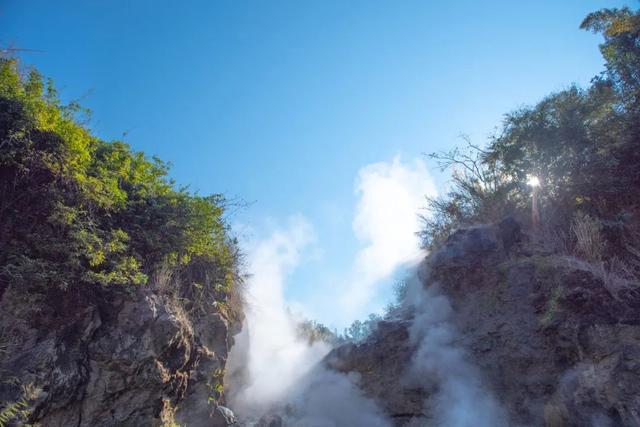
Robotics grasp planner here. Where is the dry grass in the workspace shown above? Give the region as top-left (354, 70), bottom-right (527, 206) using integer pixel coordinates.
top-left (147, 251), bottom-right (246, 334)
top-left (0, 330), bottom-right (16, 361)
top-left (538, 223), bottom-right (571, 254)
top-left (564, 255), bottom-right (639, 298)
top-left (0, 329), bottom-right (19, 383)
top-left (570, 212), bottom-right (606, 262)
top-left (152, 263), bottom-right (176, 295)
top-left (561, 211), bottom-right (640, 298)
top-left (224, 274), bottom-right (246, 328)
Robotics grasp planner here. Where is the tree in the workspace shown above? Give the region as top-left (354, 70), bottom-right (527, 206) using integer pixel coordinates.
top-left (581, 7), bottom-right (640, 116)
top-left (420, 7), bottom-right (640, 265)
top-left (0, 57), bottom-right (241, 306)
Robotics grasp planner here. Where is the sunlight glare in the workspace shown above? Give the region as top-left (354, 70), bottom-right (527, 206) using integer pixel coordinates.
top-left (526, 175), bottom-right (540, 188)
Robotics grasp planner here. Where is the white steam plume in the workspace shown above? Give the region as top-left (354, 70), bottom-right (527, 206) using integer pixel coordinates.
top-left (228, 215), bottom-right (329, 416)
top-left (227, 215), bottom-right (391, 425)
top-left (404, 273), bottom-right (508, 427)
top-left (341, 156), bottom-right (437, 318)
top-left (285, 368), bottom-right (391, 426)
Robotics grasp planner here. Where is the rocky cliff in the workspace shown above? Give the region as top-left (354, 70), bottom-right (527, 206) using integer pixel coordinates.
top-left (0, 57), bottom-right (244, 427)
top-left (327, 219), bottom-right (640, 426)
top-left (0, 275), bottom-right (240, 427)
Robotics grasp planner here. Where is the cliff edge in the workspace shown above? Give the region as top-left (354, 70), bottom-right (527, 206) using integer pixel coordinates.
top-left (328, 219), bottom-right (640, 426)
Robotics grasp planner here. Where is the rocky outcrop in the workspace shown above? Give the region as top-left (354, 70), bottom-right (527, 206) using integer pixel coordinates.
top-left (328, 219), bottom-right (640, 426)
top-left (326, 320), bottom-right (424, 425)
top-left (0, 279), bottom-right (239, 426)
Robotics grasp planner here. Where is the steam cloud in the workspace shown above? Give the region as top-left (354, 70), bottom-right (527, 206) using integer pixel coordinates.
top-left (403, 272), bottom-right (508, 427)
top-left (228, 157), bottom-right (504, 426)
top-left (227, 216), bottom-right (329, 416)
top-left (341, 156), bottom-right (437, 319)
top-left (227, 216), bottom-right (391, 425)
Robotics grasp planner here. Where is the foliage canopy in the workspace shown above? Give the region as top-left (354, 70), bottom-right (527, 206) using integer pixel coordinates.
top-left (421, 7), bottom-right (640, 266)
top-left (0, 58), bottom-right (239, 293)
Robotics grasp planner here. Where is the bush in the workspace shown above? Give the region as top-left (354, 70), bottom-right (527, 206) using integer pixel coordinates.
top-left (420, 137), bottom-right (523, 248)
top-left (420, 7), bottom-right (640, 257)
top-left (0, 57), bottom-right (241, 309)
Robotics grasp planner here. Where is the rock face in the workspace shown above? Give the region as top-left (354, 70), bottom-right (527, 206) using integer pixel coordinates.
top-left (328, 219), bottom-right (640, 426)
top-left (0, 281), bottom-right (239, 426)
top-left (326, 320), bottom-right (424, 425)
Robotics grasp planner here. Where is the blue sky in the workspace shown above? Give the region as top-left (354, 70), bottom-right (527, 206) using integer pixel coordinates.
top-left (1, 0), bottom-right (631, 328)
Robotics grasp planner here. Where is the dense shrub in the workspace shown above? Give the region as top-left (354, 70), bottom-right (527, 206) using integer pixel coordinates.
top-left (0, 58), bottom-right (241, 301)
top-left (420, 7), bottom-right (640, 267)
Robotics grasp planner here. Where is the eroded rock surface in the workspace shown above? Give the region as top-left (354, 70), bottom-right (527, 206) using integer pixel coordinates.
top-left (328, 219), bottom-right (640, 426)
top-left (0, 282), bottom-right (238, 426)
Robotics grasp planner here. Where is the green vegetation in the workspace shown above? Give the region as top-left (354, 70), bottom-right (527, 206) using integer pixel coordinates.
top-left (541, 286), bottom-right (563, 327)
top-left (296, 319), bottom-right (339, 344)
top-left (0, 398), bottom-right (29, 427)
top-left (297, 313), bottom-right (383, 345)
top-left (288, 7), bottom-right (640, 349)
top-left (421, 7), bottom-right (640, 271)
top-left (341, 313), bottom-right (383, 343)
top-left (0, 57), bottom-right (241, 305)
top-left (297, 279), bottom-right (414, 345)
top-left (0, 383), bottom-right (36, 427)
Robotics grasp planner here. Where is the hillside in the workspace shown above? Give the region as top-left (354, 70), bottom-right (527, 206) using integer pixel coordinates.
top-left (325, 8), bottom-right (640, 427)
top-left (328, 219), bottom-right (640, 426)
top-left (0, 58), bottom-right (243, 426)
top-left (1, 5), bottom-right (640, 427)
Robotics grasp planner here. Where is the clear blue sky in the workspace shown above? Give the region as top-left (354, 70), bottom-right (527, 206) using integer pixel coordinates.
top-left (1, 0), bottom-right (631, 327)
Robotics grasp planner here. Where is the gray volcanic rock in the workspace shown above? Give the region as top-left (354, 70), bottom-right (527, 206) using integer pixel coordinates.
top-left (325, 320), bottom-right (426, 425)
top-left (0, 281), bottom-right (237, 427)
top-left (327, 219), bottom-right (640, 426)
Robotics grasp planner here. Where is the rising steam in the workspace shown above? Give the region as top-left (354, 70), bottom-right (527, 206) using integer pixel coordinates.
top-left (403, 271), bottom-right (508, 427)
top-left (226, 215), bottom-right (391, 425)
top-left (227, 157), bottom-right (505, 426)
top-left (341, 156), bottom-right (437, 320)
top-left (226, 216), bottom-right (329, 416)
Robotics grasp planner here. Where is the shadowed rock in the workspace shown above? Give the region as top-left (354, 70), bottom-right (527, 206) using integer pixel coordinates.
top-left (0, 282), bottom-right (237, 427)
top-left (328, 218), bottom-right (640, 426)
